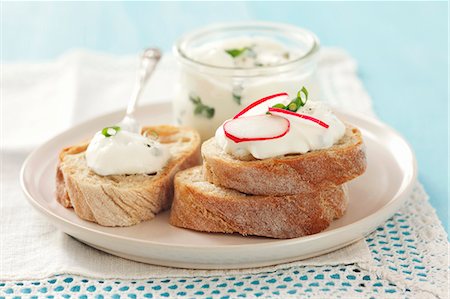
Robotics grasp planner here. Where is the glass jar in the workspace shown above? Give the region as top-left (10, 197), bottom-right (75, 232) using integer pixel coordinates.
top-left (173, 22), bottom-right (320, 140)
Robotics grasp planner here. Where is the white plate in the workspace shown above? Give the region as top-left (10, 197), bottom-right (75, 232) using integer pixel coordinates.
top-left (21, 102), bottom-right (417, 269)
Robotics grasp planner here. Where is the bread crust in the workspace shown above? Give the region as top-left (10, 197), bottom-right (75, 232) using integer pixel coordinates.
top-left (56, 125), bottom-right (201, 226)
top-left (202, 126), bottom-right (366, 196)
top-left (169, 167), bottom-right (348, 239)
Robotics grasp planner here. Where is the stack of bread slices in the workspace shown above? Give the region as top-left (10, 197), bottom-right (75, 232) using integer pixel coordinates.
top-left (170, 125), bottom-right (367, 239)
top-left (57, 123), bottom-right (366, 239)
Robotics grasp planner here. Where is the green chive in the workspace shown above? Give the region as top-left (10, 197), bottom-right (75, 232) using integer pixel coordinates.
top-left (288, 102), bottom-right (298, 111)
top-left (205, 107), bottom-right (215, 119)
top-left (298, 86), bottom-right (308, 107)
top-left (232, 93), bottom-right (242, 105)
top-left (101, 126), bottom-right (121, 137)
top-left (189, 95), bottom-right (201, 104)
top-left (194, 105), bottom-right (203, 115)
top-left (225, 47), bottom-right (249, 58)
top-left (272, 103), bottom-right (286, 109)
top-left (268, 87), bottom-right (310, 114)
top-left (191, 94), bottom-right (215, 119)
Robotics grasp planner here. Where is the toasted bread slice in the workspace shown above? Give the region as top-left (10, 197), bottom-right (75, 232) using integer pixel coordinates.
top-left (169, 167), bottom-right (349, 239)
top-left (56, 125), bottom-right (201, 227)
top-left (202, 125), bottom-right (366, 196)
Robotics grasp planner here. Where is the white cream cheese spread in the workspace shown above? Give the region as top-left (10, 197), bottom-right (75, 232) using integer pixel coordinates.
top-left (215, 90), bottom-right (345, 159)
top-left (189, 37), bottom-right (295, 68)
top-left (86, 127), bottom-right (170, 176)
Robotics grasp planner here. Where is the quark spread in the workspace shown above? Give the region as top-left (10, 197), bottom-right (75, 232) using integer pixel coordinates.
top-left (189, 37), bottom-right (296, 69)
top-left (215, 98), bottom-right (345, 160)
top-left (86, 127), bottom-right (170, 176)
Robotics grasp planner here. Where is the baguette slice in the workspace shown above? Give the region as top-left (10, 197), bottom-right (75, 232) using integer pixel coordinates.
top-left (56, 125), bottom-right (201, 227)
top-left (170, 167), bottom-right (349, 239)
top-left (202, 125), bottom-right (366, 196)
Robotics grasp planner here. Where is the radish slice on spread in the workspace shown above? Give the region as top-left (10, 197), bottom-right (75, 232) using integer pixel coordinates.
top-left (268, 107), bottom-right (329, 129)
top-left (233, 93), bottom-right (289, 119)
top-left (224, 115), bottom-right (290, 143)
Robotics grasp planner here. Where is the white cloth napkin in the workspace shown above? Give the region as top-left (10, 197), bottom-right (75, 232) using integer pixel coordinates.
top-left (2, 50), bottom-right (177, 152)
top-left (1, 48), bottom-right (374, 280)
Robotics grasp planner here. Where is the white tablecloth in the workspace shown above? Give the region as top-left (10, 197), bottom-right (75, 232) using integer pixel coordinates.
top-left (1, 49), bottom-right (448, 298)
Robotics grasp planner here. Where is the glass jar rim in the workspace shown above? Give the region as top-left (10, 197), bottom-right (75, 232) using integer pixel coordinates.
top-left (173, 21), bottom-right (320, 77)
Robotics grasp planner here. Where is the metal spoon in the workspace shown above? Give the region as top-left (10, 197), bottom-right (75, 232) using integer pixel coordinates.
top-left (118, 48), bottom-right (162, 133)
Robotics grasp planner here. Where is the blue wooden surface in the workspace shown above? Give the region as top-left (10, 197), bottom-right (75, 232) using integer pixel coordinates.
top-left (3, 2), bottom-right (448, 231)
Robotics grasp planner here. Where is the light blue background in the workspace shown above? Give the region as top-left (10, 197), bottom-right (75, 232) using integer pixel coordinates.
top-left (3, 2), bottom-right (448, 231)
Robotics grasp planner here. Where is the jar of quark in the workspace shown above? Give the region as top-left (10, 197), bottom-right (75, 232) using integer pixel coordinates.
top-left (173, 22), bottom-right (320, 140)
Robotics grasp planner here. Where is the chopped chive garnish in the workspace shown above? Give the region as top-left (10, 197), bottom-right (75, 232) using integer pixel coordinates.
top-left (269, 87), bottom-right (309, 113)
top-left (232, 84), bottom-right (244, 105)
top-left (194, 105), bottom-right (204, 115)
top-left (272, 103), bottom-right (286, 109)
top-left (190, 94), bottom-right (215, 119)
top-left (101, 126), bottom-right (121, 137)
top-left (225, 47), bottom-right (249, 58)
top-left (189, 95), bottom-right (201, 105)
top-left (288, 102), bottom-right (298, 111)
top-left (232, 93), bottom-right (242, 105)
top-left (204, 107), bottom-right (215, 119)
top-left (298, 86), bottom-right (308, 106)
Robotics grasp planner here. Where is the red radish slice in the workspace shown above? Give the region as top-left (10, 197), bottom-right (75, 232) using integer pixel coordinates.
top-left (233, 93), bottom-right (289, 119)
top-left (268, 107), bottom-right (329, 128)
top-left (224, 115), bottom-right (290, 143)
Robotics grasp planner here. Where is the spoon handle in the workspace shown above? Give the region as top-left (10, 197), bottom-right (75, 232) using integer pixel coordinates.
top-left (126, 48), bottom-right (162, 116)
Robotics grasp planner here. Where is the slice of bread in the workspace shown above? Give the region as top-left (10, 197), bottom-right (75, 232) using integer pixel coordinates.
top-left (202, 125), bottom-right (366, 196)
top-left (169, 167), bottom-right (349, 239)
top-left (56, 125), bottom-right (201, 227)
